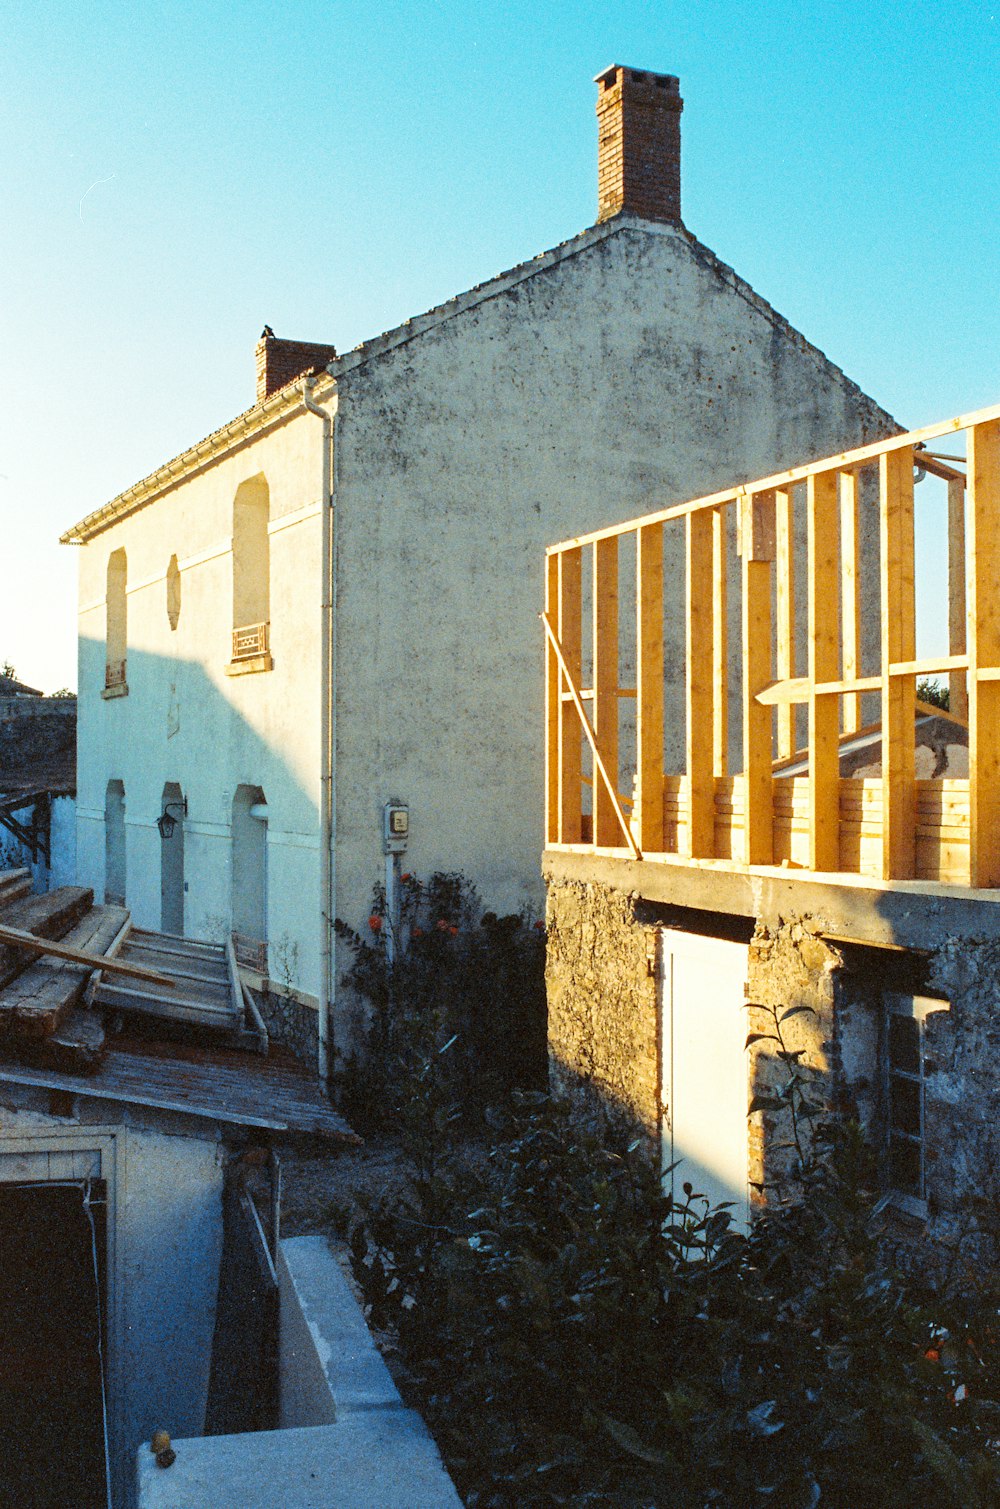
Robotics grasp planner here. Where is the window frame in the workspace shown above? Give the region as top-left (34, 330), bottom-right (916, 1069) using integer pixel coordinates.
top-left (882, 991), bottom-right (949, 1213)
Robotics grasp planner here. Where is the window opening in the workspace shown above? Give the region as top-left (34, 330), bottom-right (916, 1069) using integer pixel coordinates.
top-left (232, 476), bottom-right (270, 662)
top-left (105, 549), bottom-right (127, 691)
top-left (884, 992), bottom-right (949, 1203)
top-left (166, 553), bottom-right (181, 631)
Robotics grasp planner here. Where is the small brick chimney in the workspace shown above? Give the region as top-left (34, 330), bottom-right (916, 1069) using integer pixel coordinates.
top-left (255, 327), bottom-right (338, 403)
top-left (595, 65), bottom-right (683, 226)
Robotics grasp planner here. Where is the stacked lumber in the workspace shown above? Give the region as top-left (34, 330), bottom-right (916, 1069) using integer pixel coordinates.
top-left (0, 868), bottom-right (132, 1074)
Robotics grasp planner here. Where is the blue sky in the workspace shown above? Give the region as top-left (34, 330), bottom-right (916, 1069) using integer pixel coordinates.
top-left (2, 0), bottom-right (998, 689)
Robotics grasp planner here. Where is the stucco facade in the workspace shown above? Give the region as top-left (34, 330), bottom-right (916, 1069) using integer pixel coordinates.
top-left (65, 77), bottom-right (895, 1067)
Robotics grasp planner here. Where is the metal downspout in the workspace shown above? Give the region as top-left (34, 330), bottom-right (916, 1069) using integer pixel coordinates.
top-left (302, 379), bottom-right (335, 1085)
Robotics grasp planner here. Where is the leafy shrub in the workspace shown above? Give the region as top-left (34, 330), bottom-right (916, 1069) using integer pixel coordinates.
top-left (348, 1100), bottom-right (1000, 1508)
top-left (334, 871), bottom-right (547, 1134)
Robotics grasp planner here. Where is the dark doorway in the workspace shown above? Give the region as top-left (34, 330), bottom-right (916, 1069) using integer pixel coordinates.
top-left (0, 1183), bottom-right (109, 1508)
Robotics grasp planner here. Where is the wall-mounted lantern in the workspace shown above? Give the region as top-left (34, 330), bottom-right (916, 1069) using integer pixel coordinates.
top-left (157, 798), bottom-right (188, 840)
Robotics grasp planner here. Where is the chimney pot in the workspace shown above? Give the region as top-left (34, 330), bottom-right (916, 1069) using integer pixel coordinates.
top-left (594, 64), bottom-right (683, 226)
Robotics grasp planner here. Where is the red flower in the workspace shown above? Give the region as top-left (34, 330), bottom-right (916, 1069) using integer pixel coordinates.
top-left (412, 926), bottom-right (423, 938)
top-left (449, 925), bottom-right (459, 937)
top-left (924, 1348), bottom-right (940, 1363)
top-left (368, 914), bottom-right (383, 933)
top-left (401, 873), bottom-right (412, 883)
top-left (436, 919), bottom-right (449, 933)
top-left (534, 920), bottom-right (546, 932)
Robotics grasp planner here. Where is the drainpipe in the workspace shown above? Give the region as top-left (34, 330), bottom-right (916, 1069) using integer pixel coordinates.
top-left (301, 378), bottom-right (336, 1086)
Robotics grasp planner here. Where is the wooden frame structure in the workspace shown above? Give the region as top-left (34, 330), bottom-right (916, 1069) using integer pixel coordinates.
top-left (544, 401), bottom-right (1000, 888)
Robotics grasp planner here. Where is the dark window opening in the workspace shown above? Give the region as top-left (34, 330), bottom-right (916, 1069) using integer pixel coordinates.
top-left (0, 1182), bottom-right (108, 1508)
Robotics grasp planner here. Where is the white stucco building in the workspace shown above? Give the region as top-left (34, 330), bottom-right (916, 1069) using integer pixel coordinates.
top-left (63, 65), bottom-right (895, 1068)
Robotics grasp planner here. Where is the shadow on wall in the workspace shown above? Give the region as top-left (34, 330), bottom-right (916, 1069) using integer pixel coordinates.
top-left (77, 635), bottom-right (318, 998)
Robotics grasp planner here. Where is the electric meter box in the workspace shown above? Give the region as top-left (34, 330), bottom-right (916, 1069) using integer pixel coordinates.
top-left (383, 803), bottom-right (409, 854)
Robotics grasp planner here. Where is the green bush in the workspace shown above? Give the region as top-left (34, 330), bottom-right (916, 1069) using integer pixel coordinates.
top-left (334, 871), bottom-right (547, 1135)
top-left (348, 1100), bottom-right (1000, 1508)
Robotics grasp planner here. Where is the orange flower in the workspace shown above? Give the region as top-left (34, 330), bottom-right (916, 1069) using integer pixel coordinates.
top-left (924, 1348), bottom-right (940, 1363)
top-left (369, 915), bottom-right (383, 932)
top-left (449, 925), bottom-right (459, 937)
top-left (401, 873), bottom-right (412, 883)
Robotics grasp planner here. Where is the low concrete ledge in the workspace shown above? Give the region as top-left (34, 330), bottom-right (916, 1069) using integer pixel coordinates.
top-left (138, 1234), bottom-right (462, 1508)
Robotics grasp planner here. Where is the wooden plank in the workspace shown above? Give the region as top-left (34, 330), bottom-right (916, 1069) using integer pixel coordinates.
top-left (808, 470), bottom-right (842, 872)
top-left (948, 475), bottom-right (969, 722)
top-left (0, 887), bottom-right (95, 990)
top-left (686, 509), bottom-right (715, 856)
top-left (95, 982), bottom-right (239, 1022)
top-left (967, 419), bottom-right (1000, 886)
top-left (242, 980), bottom-right (269, 1056)
top-left (741, 490), bottom-right (774, 864)
top-left (557, 548), bottom-right (583, 844)
top-left (712, 507), bottom-right (729, 776)
top-left (129, 928), bottom-right (223, 956)
top-left (544, 551), bottom-right (560, 846)
top-left (592, 537), bottom-right (620, 846)
top-left (0, 907), bottom-right (128, 1040)
top-left (226, 933), bottom-right (246, 1022)
top-left (635, 523), bottom-right (664, 852)
top-left (774, 488), bottom-right (795, 759)
top-left (840, 470), bottom-right (862, 734)
top-left (880, 446), bottom-right (917, 879)
top-left (0, 922), bottom-right (175, 986)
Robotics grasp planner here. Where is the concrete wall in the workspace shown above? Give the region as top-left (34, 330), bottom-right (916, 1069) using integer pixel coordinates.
top-left (331, 218), bottom-right (892, 1045)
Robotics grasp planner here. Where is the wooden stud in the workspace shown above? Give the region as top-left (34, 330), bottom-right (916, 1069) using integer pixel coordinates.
top-left (636, 524), bottom-right (665, 853)
top-left (840, 470), bottom-right (862, 735)
top-left (557, 549), bottom-right (583, 844)
top-left (948, 475), bottom-right (968, 723)
top-left (544, 554), bottom-right (560, 846)
top-left (712, 508), bottom-right (729, 777)
top-left (687, 510), bottom-right (715, 856)
top-left (592, 537), bottom-right (620, 846)
top-left (967, 419), bottom-right (1000, 887)
top-left (879, 447), bottom-right (917, 880)
top-left (774, 488), bottom-right (795, 759)
top-left (807, 470), bottom-right (842, 872)
top-left (741, 490), bottom-right (774, 864)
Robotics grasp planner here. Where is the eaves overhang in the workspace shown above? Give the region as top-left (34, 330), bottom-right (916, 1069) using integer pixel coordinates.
top-left (60, 373), bottom-right (338, 545)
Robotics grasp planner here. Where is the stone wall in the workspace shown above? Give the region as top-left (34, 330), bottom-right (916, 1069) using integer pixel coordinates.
top-left (545, 879), bottom-right (659, 1146)
top-left (546, 869), bottom-right (1000, 1280)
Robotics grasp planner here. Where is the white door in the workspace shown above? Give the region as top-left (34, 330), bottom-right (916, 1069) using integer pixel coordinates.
top-left (660, 929), bottom-right (750, 1231)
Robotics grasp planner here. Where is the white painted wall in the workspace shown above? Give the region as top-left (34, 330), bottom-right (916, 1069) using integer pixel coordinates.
top-left (72, 215), bottom-right (894, 1049)
top-left (0, 1105), bottom-right (224, 1509)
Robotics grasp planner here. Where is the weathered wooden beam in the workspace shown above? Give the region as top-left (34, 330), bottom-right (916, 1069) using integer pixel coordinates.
top-left (967, 419), bottom-right (1000, 887)
top-left (879, 446), bottom-right (917, 880)
top-left (544, 552), bottom-right (560, 846)
top-left (774, 488), bottom-right (795, 760)
top-left (807, 470), bottom-right (841, 872)
top-left (0, 922), bottom-right (175, 986)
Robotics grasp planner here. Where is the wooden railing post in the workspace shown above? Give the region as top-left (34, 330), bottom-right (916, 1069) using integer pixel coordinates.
top-left (967, 420), bottom-right (1000, 886)
top-left (712, 507), bottom-right (729, 778)
top-left (840, 471), bottom-right (862, 735)
top-left (774, 488), bottom-right (795, 760)
top-left (544, 553), bottom-right (560, 845)
top-left (592, 537), bottom-right (620, 846)
top-left (948, 475), bottom-right (969, 723)
top-left (741, 490), bottom-right (774, 865)
top-left (879, 447), bottom-right (916, 879)
top-left (557, 547), bottom-right (583, 844)
top-left (686, 510), bottom-right (715, 856)
top-left (636, 524), bottom-right (664, 853)
top-left (808, 471), bottom-right (841, 872)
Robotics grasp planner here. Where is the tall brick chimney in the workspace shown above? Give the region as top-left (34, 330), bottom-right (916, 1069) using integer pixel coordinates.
top-left (255, 327), bottom-right (338, 403)
top-left (595, 65), bottom-right (683, 226)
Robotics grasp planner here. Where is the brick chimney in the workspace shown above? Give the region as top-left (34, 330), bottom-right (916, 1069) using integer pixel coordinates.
top-left (255, 327), bottom-right (338, 403)
top-left (595, 65), bottom-right (683, 226)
